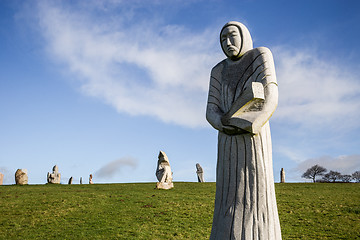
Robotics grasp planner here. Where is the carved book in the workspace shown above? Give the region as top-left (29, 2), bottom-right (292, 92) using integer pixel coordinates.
top-left (221, 82), bottom-right (265, 133)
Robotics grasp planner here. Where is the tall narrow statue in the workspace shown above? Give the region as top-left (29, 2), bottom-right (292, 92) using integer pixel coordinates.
top-left (0, 172), bottom-right (4, 185)
top-left (280, 168), bottom-right (285, 183)
top-left (155, 151), bottom-right (173, 189)
top-left (196, 163), bottom-right (205, 182)
top-left (206, 21), bottom-right (281, 239)
top-left (89, 174), bottom-right (94, 184)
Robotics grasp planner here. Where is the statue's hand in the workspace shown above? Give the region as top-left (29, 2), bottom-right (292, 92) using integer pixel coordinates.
top-left (222, 125), bottom-right (245, 135)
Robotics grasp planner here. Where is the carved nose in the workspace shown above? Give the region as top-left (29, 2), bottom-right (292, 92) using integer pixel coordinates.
top-left (226, 37), bottom-right (231, 45)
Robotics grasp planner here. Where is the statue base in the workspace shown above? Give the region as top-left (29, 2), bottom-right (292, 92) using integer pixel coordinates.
top-left (156, 182), bottom-right (174, 190)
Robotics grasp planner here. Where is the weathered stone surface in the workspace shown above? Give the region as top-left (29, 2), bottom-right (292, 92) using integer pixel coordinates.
top-left (47, 165), bottom-right (61, 184)
top-left (68, 176), bottom-right (73, 185)
top-left (280, 168), bottom-right (285, 183)
top-left (156, 182), bottom-right (174, 190)
top-left (15, 169), bottom-right (28, 185)
top-left (89, 174), bottom-right (93, 184)
top-left (0, 172), bottom-right (4, 185)
top-left (206, 21), bottom-right (281, 239)
top-left (155, 151), bottom-right (173, 190)
top-left (196, 163), bottom-right (205, 182)
top-left (80, 177), bottom-right (82, 184)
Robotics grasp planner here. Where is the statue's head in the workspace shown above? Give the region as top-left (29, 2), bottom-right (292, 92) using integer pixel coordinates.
top-left (53, 165), bottom-right (58, 172)
top-left (158, 151), bottom-right (169, 164)
top-left (196, 163), bottom-right (201, 170)
top-left (220, 21), bottom-right (253, 60)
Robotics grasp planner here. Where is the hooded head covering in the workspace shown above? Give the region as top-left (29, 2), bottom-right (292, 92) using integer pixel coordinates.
top-left (158, 151), bottom-right (169, 164)
top-left (220, 21), bottom-right (253, 59)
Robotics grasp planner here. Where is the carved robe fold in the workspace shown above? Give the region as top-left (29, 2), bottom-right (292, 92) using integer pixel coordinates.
top-left (206, 47), bottom-right (281, 240)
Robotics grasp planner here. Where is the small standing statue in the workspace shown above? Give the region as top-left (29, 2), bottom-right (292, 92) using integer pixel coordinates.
top-left (196, 163), bottom-right (205, 182)
top-left (47, 165), bottom-right (61, 184)
top-left (0, 172), bottom-right (4, 185)
top-left (155, 151), bottom-right (173, 189)
top-left (206, 21), bottom-right (281, 239)
top-left (280, 168), bottom-right (285, 183)
top-left (89, 174), bottom-right (94, 184)
top-left (15, 169), bottom-right (28, 185)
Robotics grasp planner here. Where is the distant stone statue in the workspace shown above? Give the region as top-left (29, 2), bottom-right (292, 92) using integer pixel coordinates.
top-left (80, 177), bottom-right (83, 184)
top-left (196, 163), bottom-right (205, 182)
top-left (47, 165), bottom-right (61, 184)
top-left (0, 172), bottom-right (4, 185)
top-left (15, 169), bottom-right (28, 185)
top-left (280, 168), bottom-right (285, 183)
top-left (89, 174), bottom-right (94, 184)
top-left (206, 21), bottom-right (281, 239)
top-left (155, 151), bottom-right (173, 189)
top-left (68, 176), bottom-right (73, 185)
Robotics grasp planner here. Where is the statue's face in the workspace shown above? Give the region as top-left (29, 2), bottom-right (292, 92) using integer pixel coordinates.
top-left (221, 25), bottom-right (242, 59)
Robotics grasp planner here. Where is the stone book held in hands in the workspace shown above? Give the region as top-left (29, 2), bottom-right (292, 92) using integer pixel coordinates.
top-left (221, 81), bottom-right (265, 133)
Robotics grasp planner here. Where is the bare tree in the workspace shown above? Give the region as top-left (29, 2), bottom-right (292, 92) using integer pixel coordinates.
top-left (340, 174), bottom-right (352, 183)
top-left (352, 171), bottom-right (360, 183)
top-left (302, 165), bottom-right (327, 182)
top-left (322, 170), bottom-right (342, 182)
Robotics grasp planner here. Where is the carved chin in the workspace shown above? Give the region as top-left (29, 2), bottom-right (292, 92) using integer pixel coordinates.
top-left (226, 51), bottom-right (240, 60)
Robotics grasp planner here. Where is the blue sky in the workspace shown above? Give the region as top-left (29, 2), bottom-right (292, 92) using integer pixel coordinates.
top-left (1, 0), bottom-right (360, 184)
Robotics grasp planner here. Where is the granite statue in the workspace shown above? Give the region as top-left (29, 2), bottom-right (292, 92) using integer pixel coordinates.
top-left (47, 165), bottom-right (61, 184)
top-left (89, 174), bottom-right (94, 184)
top-left (155, 151), bottom-right (173, 189)
top-left (0, 172), bottom-right (4, 185)
top-left (206, 21), bottom-right (281, 239)
top-left (15, 169), bottom-right (28, 185)
top-left (280, 168), bottom-right (285, 183)
top-left (196, 163), bottom-right (205, 182)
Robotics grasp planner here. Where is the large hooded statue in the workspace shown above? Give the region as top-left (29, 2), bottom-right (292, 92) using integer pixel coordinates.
top-left (206, 21), bottom-right (281, 239)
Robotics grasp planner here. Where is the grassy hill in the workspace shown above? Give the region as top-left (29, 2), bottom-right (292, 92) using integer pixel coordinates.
top-left (0, 182), bottom-right (359, 239)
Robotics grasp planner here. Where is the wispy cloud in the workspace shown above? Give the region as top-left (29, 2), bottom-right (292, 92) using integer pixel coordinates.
top-left (274, 145), bottom-right (308, 163)
top-left (95, 157), bottom-right (138, 179)
top-left (33, 1), bottom-right (360, 131)
top-left (35, 1), bottom-right (222, 128)
top-left (294, 155), bottom-right (360, 175)
top-left (273, 47), bottom-right (360, 132)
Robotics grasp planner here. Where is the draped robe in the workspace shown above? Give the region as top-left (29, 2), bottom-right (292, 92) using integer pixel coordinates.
top-left (206, 47), bottom-right (282, 240)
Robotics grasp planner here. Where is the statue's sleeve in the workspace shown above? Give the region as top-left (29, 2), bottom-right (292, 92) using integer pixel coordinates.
top-left (206, 64), bottom-right (224, 131)
top-left (245, 47), bottom-right (278, 133)
top-left (254, 47), bottom-right (278, 128)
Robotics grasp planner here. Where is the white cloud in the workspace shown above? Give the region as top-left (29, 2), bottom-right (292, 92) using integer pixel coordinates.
top-left (36, 1), bottom-right (222, 128)
top-left (273, 47), bottom-right (360, 132)
top-left (34, 1), bottom-right (360, 131)
top-left (95, 157), bottom-right (138, 179)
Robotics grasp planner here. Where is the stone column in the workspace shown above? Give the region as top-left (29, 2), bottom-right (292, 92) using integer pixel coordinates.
top-left (280, 168), bottom-right (285, 183)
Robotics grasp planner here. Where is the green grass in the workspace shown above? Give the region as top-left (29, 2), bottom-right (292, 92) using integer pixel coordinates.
top-left (0, 183), bottom-right (359, 239)
top-left (276, 183), bottom-right (360, 239)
